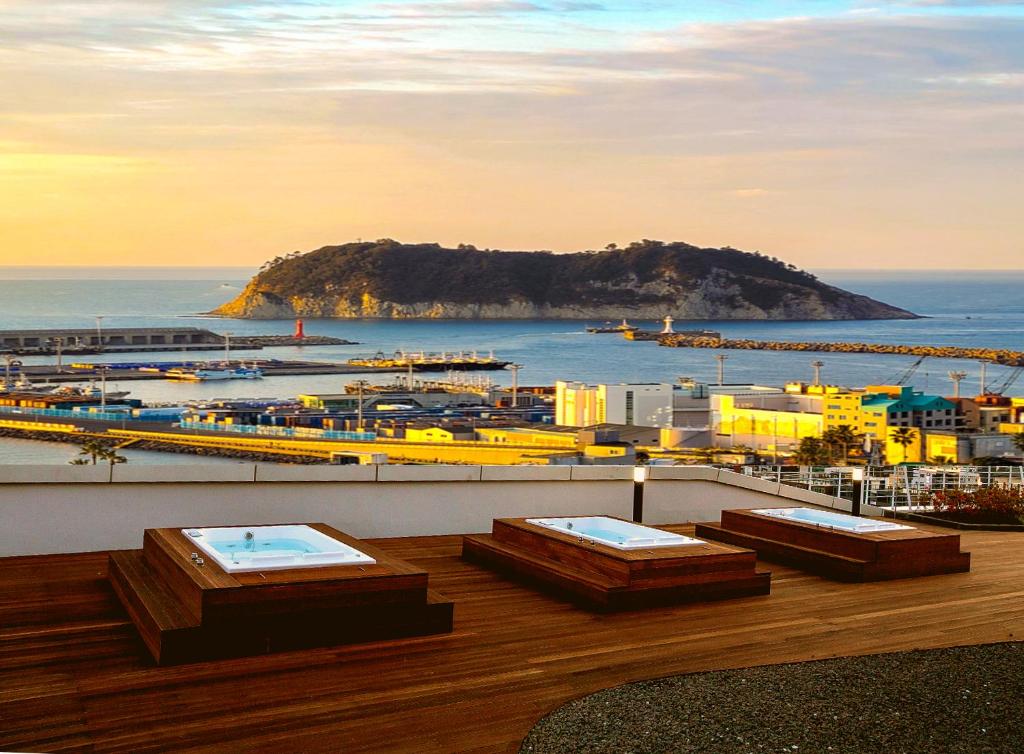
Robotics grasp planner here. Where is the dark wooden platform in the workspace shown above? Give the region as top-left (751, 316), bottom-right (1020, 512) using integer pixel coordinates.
top-left (463, 517), bottom-right (770, 611)
top-left (1, 525), bottom-right (1020, 753)
top-left (108, 524), bottom-right (453, 664)
top-left (695, 509), bottom-right (971, 582)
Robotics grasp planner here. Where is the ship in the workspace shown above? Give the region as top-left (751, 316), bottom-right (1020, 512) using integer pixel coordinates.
top-left (346, 350), bottom-right (512, 372)
top-left (622, 316), bottom-right (721, 342)
top-left (586, 319), bottom-right (639, 334)
top-left (53, 384), bottom-right (132, 401)
top-left (165, 364), bottom-right (264, 381)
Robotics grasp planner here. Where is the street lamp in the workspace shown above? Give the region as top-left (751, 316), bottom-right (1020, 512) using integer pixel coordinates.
top-left (506, 363), bottom-right (523, 409)
top-left (95, 316), bottom-right (105, 353)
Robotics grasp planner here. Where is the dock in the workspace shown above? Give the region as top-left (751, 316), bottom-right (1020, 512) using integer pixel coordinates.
top-left (16, 359), bottom-right (397, 384)
top-left (0, 327), bottom-right (355, 356)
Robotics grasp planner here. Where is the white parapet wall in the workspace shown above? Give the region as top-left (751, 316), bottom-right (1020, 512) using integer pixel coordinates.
top-left (0, 464), bottom-right (635, 556)
top-left (640, 466), bottom-right (853, 525)
top-left (0, 464), bottom-right (851, 557)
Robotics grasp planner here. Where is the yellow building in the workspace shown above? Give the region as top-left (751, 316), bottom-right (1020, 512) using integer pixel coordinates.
top-left (475, 427), bottom-right (579, 449)
top-left (403, 426), bottom-right (475, 443)
top-left (712, 393), bottom-right (823, 453)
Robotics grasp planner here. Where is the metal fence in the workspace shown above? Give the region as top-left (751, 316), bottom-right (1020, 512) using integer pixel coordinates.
top-left (178, 420), bottom-right (377, 442)
top-left (744, 464), bottom-right (1024, 511)
top-left (0, 405), bottom-right (131, 423)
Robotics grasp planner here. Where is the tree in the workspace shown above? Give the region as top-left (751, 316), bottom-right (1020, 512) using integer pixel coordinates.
top-left (793, 437), bottom-right (829, 465)
top-left (889, 427), bottom-right (919, 464)
top-left (68, 457), bottom-right (90, 466)
top-left (1013, 433), bottom-right (1024, 456)
top-left (76, 438), bottom-right (127, 467)
top-left (98, 445), bottom-right (127, 468)
top-left (78, 438), bottom-right (107, 465)
top-left (821, 424), bottom-right (862, 464)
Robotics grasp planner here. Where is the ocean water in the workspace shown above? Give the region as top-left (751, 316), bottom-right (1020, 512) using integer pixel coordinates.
top-left (0, 267), bottom-right (1021, 464)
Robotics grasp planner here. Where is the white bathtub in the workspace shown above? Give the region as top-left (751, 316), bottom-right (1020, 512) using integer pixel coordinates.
top-left (750, 507), bottom-right (912, 533)
top-left (525, 516), bottom-right (704, 550)
top-left (182, 524), bottom-right (376, 573)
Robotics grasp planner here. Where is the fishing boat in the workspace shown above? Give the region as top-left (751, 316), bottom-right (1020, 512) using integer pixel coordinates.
top-left (346, 350), bottom-right (512, 372)
top-left (165, 365), bottom-right (264, 381)
top-left (586, 319), bottom-right (638, 334)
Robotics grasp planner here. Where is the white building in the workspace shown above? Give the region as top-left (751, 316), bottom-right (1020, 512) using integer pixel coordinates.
top-left (555, 381), bottom-right (675, 428)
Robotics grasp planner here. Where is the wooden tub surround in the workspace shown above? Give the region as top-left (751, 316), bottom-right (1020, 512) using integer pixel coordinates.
top-left (695, 508), bottom-right (971, 582)
top-left (108, 523), bottom-right (453, 664)
top-left (462, 516), bottom-right (770, 611)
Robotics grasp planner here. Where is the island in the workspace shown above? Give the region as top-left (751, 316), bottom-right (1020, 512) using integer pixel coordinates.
top-left (213, 239), bottom-right (917, 321)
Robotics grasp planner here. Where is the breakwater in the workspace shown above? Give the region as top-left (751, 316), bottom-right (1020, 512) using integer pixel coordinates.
top-left (657, 334), bottom-right (1024, 366)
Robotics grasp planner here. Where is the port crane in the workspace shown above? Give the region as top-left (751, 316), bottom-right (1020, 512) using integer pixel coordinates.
top-left (984, 365), bottom-right (1023, 397)
top-left (895, 355), bottom-right (927, 386)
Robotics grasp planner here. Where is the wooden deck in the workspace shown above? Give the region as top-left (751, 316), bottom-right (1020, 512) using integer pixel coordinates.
top-left (2, 524), bottom-right (1023, 753)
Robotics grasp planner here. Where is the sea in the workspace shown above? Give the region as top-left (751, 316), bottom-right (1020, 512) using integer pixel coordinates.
top-left (0, 267), bottom-right (1021, 464)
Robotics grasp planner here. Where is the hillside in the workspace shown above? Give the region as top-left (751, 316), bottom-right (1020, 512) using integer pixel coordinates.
top-left (212, 239), bottom-right (917, 320)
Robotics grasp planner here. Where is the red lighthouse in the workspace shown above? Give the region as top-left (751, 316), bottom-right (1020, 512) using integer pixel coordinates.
top-left (294, 318), bottom-right (305, 339)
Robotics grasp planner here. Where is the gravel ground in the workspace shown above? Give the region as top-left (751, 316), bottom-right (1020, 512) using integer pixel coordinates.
top-left (521, 642), bottom-right (1024, 754)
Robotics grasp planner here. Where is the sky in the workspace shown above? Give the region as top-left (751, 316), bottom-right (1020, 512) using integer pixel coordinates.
top-left (0, 0), bottom-right (1021, 269)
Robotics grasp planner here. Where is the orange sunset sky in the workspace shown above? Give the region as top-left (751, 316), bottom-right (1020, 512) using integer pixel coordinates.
top-left (1, 1), bottom-right (1021, 269)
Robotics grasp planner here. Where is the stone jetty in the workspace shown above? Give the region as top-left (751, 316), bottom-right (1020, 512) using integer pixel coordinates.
top-left (657, 333), bottom-right (1024, 366)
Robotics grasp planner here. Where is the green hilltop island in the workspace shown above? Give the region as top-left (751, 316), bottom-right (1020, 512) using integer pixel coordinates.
top-left (213, 239), bottom-right (917, 321)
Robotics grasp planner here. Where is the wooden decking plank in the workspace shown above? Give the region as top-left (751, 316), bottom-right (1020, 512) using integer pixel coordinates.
top-left (0, 528), bottom-right (1020, 753)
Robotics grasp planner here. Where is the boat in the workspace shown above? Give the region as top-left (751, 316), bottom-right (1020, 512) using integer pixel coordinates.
top-left (165, 365), bottom-right (264, 381)
top-left (346, 350), bottom-right (512, 372)
top-left (586, 319), bottom-right (638, 334)
top-left (53, 384), bottom-right (132, 401)
top-left (1, 374), bottom-right (58, 394)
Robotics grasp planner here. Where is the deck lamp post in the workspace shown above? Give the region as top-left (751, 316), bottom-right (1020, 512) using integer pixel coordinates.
top-left (850, 466), bottom-right (864, 517)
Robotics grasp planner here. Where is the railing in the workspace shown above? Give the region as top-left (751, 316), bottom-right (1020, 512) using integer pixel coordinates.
top-left (179, 420), bottom-right (377, 442)
top-left (863, 465), bottom-right (1024, 511)
top-left (0, 405), bottom-right (133, 423)
top-left (743, 465), bottom-right (855, 501)
top-left (745, 464), bottom-right (1024, 511)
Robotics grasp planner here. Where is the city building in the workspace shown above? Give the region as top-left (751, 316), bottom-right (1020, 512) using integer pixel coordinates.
top-left (555, 381), bottom-right (675, 428)
top-left (711, 387), bottom-right (824, 454)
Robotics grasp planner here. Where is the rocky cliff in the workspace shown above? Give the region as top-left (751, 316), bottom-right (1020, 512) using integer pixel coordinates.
top-left (213, 240), bottom-right (916, 320)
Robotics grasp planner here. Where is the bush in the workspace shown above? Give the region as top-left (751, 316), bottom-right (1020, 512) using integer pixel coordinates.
top-left (930, 486), bottom-right (1024, 523)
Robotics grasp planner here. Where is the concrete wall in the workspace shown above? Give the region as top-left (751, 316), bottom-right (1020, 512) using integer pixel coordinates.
top-left (0, 464), bottom-right (635, 557)
top-left (0, 464), bottom-right (850, 557)
top-left (641, 466), bottom-right (852, 525)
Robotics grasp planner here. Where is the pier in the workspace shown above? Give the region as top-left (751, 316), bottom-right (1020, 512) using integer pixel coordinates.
top-left (15, 358), bottom-right (397, 384)
top-left (657, 333), bottom-right (1024, 366)
top-left (0, 327), bottom-right (354, 355)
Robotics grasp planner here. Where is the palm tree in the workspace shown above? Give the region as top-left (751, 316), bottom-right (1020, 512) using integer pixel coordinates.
top-left (822, 424), bottom-right (862, 464)
top-left (889, 427), bottom-right (919, 464)
top-left (77, 438), bottom-right (107, 465)
top-left (793, 437), bottom-right (829, 465)
top-left (1013, 433), bottom-right (1024, 456)
top-left (97, 445), bottom-right (127, 468)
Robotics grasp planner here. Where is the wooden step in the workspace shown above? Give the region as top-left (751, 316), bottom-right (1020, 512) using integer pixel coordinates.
top-left (462, 534), bottom-right (770, 612)
top-left (108, 550), bottom-right (200, 664)
top-left (695, 522), bottom-right (970, 582)
top-left (463, 534), bottom-right (616, 608)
